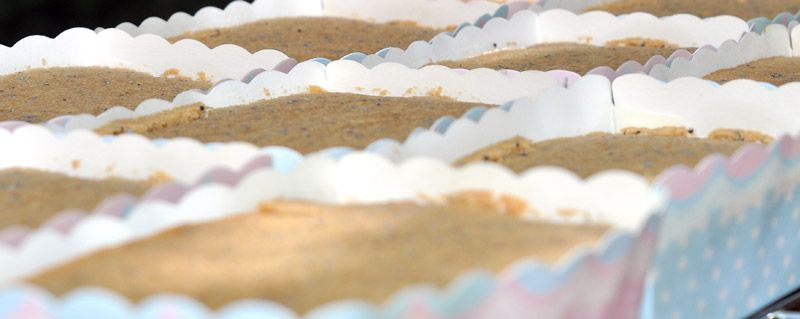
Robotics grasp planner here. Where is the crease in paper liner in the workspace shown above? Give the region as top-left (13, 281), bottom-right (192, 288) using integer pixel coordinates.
top-left (31, 60), bottom-right (565, 132)
top-left (102, 0), bottom-right (507, 37)
top-left (1, 27), bottom-right (293, 83)
top-left (0, 217), bottom-right (658, 319)
top-left (357, 9), bottom-right (749, 69)
top-left (559, 22), bottom-right (791, 83)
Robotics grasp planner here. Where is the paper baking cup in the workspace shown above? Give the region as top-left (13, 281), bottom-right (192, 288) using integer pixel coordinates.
top-left (645, 24), bottom-right (790, 81)
top-left (368, 74), bottom-right (800, 163)
top-left (0, 151), bottom-right (664, 318)
top-left (446, 21), bottom-right (789, 82)
top-left (352, 4), bottom-right (793, 82)
top-left (356, 9), bottom-right (749, 69)
top-left (589, 24), bottom-right (790, 82)
top-left (103, 0), bottom-right (506, 37)
top-left (30, 60), bottom-right (568, 132)
top-left (503, 1), bottom-right (798, 36)
top-left (1, 28), bottom-right (293, 84)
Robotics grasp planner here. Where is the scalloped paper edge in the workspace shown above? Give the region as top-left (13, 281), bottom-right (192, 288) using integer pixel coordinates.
top-left (1, 27), bottom-right (292, 83)
top-left (35, 60), bottom-right (564, 132)
top-left (105, 0), bottom-right (507, 37)
top-left (0, 125), bottom-right (303, 184)
top-left (357, 9), bottom-right (749, 69)
top-left (647, 24), bottom-right (791, 81)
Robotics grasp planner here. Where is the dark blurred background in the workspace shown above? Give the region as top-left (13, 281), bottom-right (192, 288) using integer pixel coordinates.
top-left (0, 0), bottom-right (235, 45)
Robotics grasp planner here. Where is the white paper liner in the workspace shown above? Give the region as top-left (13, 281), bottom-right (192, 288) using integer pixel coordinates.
top-left (359, 9), bottom-right (749, 68)
top-left (1, 28), bottom-right (292, 83)
top-left (584, 24), bottom-right (791, 82)
top-left (648, 24), bottom-right (791, 81)
top-left (105, 0), bottom-right (506, 37)
top-left (41, 60), bottom-right (564, 132)
top-left (612, 74), bottom-right (800, 137)
top-left (365, 74), bottom-right (800, 163)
